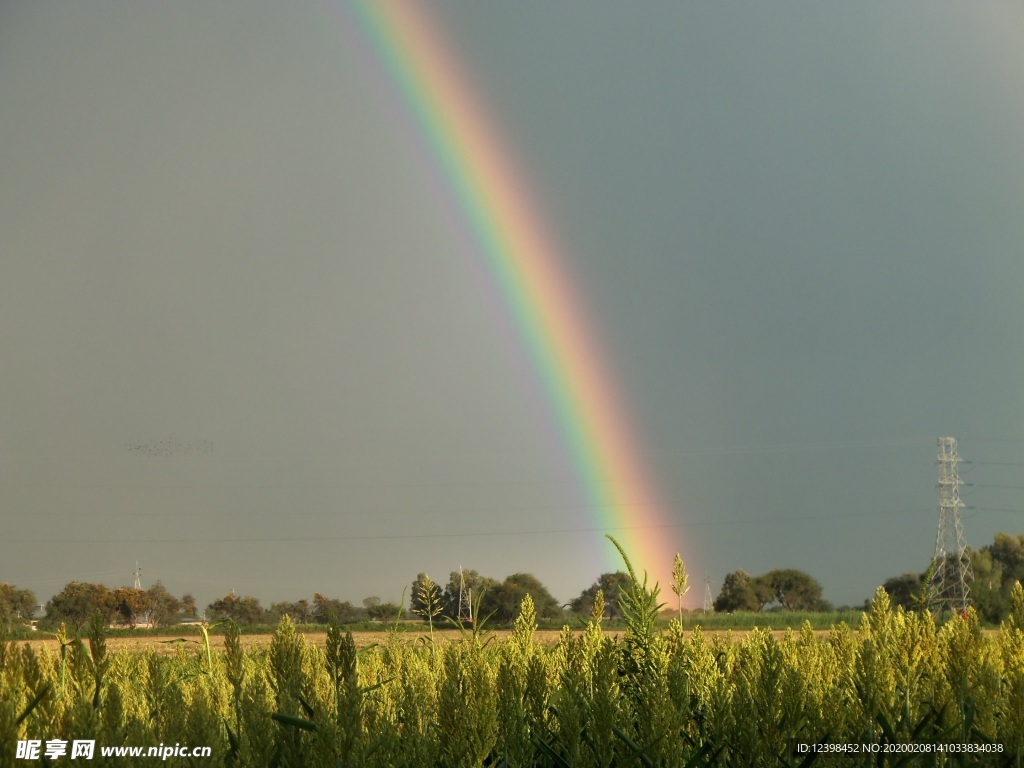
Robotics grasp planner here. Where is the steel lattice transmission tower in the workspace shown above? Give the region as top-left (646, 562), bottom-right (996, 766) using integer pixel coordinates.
top-left (457, 566), bottom-right (473, 625)
top-left (929, 437), bottom-right (973, 613)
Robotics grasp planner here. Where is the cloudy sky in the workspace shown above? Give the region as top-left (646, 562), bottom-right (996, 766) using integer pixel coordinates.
top-left (3, 2), bottom-right (1024, 611)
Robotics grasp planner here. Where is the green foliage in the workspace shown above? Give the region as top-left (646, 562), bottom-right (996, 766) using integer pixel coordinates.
top-left (412, 573), bottom-right (444, 650)
top-left (757, 568), bottom-right (825, 611)
top-left (266, 598), bottom-right (314, 625)
top-left (880, 531), bottom-right (1024, 624)
top-left (145, 581), bottom-right (182, 627)
top-left (410, 573), bottom-right (438, 620)
top-left (439, 642), bottom-right (497, 766)
top-left (111, 587), bottom-right (150, 629)
top-left (206, 593), bottom-right (265, 625)
top-left (490, 572), bottom-right (563, 624)
top-left (7, 575), bottom-right (1024, 765)
top-left (0, 583), bottom-right (37, 626)
top-left (671, 552), bottom-right (689, 622)
top-left (689, 609), bottom-right (863, 631)
top-left (366, 600), bottom-right (404, 622)
top-left (45, 581), bottom-right (117, 630)
top-left (570, 571), bottom-right (635, 619)
top-left (883, 571), bottom-right (925, 611)
top-left (967, 550), bottom-right (1005, 622)
top-left (426, 569), bottom-right (564, 627)
top-left (715, 568), bottom-right (825, 613)
top-left (442, 569), bottom-right (501, 621)
top-left (312, 592), bottom-right (360, 623)
top-left (605, 536), bottom-right (677, 765)
top-left (714, 569), bottom-right (760, 612)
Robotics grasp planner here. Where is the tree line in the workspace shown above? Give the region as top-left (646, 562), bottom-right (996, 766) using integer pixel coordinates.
top-left (0, 583), bottom-right (36, 624)
top-left (712, 568), bottom-right (829, 612)
top-left (16, 532), bottom-right (1022, 631)
top-left (22, 581), bottom-right (196, 630)
top-left (406, 570), bottom-right (641, 624)
top-left (882, 530), bottom-right (1024, 623)
top-left (1, 569), bottom-right (645, 630)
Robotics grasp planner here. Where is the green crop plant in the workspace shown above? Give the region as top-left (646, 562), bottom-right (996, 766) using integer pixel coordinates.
top-left (438, 640), bottom-right (497, 767)
top-left (999, 582), bottom-right (1024, 758)
top-left (5, 565), bottom-right (1024, 765)
top-left (495, 593), bottom-right (548, 768)
top-left (671, 553), bottom-right (689, 625)
top-left (413, 574), bottom-right (444, 651)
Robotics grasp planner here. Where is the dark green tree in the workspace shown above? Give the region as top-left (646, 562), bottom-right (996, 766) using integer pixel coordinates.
top-left (757, 568), bottom-right (824, 610)
top-left (267, 599), bottom-right (314, 625)
top-left (878, 531), bottom-right (1024, 623)
top-left (0, 583), bottom-right (37, 624)
top-left (441, 569), bottom-right (500, 620)
top-left (207, 593), bottom-right (264, 625)
top-left (46, 581), bottom-right (116, 629)
top-left (312, 592), bottom-right (359, 624)
top-left (490, 573), bottom-right (562, 624)
top-left (882, 572), bottom-right (924, 611)
top-left (362, 596), bottom-right (381, 612)
top-left (713, 569), bottom-right (760, 612)
top-left (571, 571), bottom-right (634, 619)
top-left (989, 532), bottom-right (1024, 583)
top-left (366, 601), bottom-right (403, 621)
top-left (146, 581), bottom-right (181, 627)
top-left (967, 547), bottom-right (1010, 623)
top-left (112, 587), bottom-right (151, 628)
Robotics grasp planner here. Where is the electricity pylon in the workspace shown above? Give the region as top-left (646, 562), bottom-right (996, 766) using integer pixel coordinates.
top-left (457, 566), bottom-right (473, 624)
top-left (929, 436), bottom-right (973, 613)
top-left (703, 574), bottom-right (713, 614)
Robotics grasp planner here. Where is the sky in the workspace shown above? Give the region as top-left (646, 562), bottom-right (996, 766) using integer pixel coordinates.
top-left (3, 1), bottom-right (1024, 613)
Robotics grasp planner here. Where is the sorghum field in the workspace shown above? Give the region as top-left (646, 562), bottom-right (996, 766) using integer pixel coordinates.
top-left (4, 573), bottom-right (1024, 766)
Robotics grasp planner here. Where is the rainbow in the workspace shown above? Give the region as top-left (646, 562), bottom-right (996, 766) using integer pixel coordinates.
top-left (350, 1), bottom-right (681, 588)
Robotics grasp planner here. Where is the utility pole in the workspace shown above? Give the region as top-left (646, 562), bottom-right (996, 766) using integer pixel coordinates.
top-left (929, 436), bottom-right (973, 614)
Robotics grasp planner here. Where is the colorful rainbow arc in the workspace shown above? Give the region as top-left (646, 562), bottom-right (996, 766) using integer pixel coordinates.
top-left (352, 1), bottom-right (679, 586)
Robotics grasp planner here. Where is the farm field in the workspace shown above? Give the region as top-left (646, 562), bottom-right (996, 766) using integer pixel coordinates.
top-left (14, 607), bottom-right (1007, 656)
top-left (16, 627), bottom-right (846, 655)
top-left (17, 625), bottom-right (1008, 657)
top-left (5, 583), bottom-right (1024, 766)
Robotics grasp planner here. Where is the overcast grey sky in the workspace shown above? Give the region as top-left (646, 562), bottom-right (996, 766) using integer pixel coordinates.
top-left (3, 2), bottom-right (1024, 611)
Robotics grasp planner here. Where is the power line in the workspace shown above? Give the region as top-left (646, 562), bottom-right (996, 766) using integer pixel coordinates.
top-left (1, 503), bottom-right (934, 519)
top-left (1, 507), bottom-right (933, 545)
top-left (0, 436), bottom-right (935, 463)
